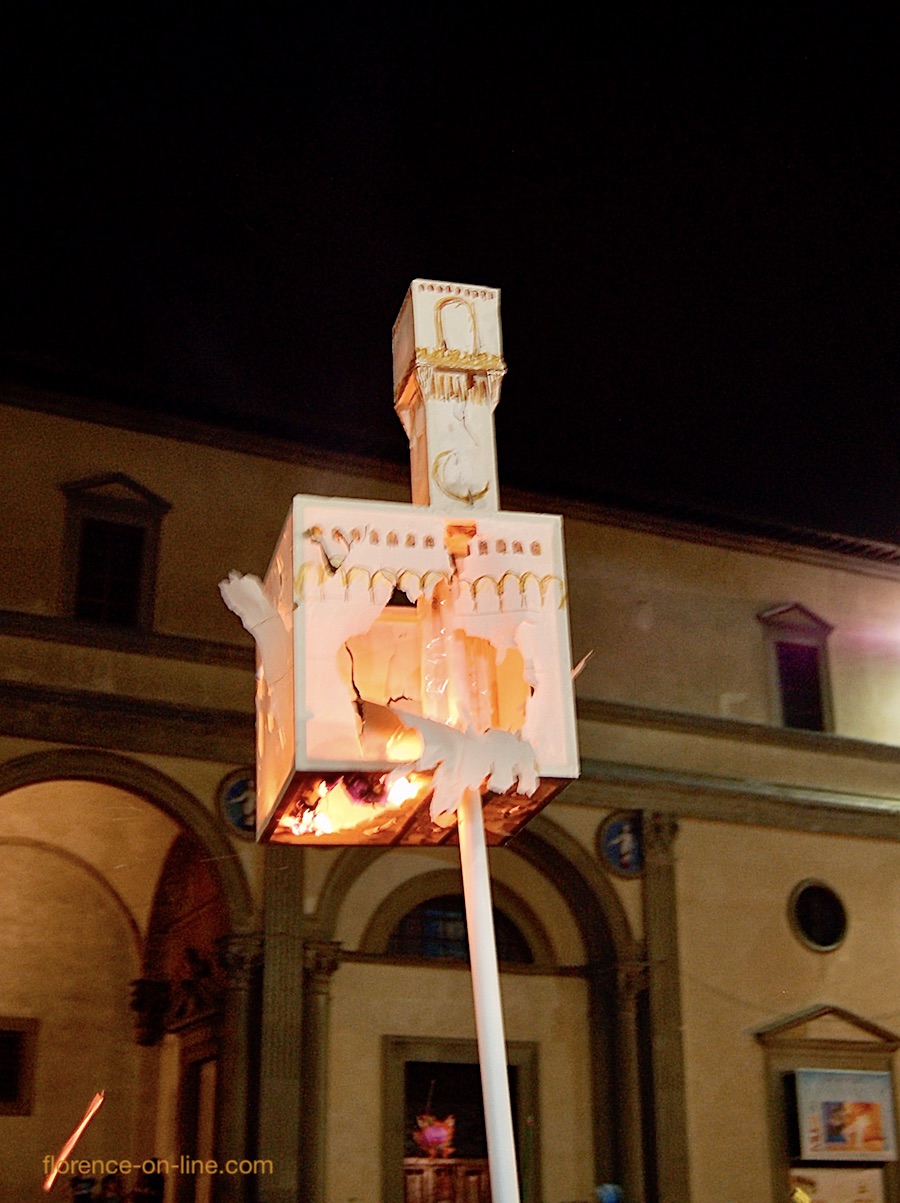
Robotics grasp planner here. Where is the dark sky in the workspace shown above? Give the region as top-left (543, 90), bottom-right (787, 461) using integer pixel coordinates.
top-left (4, 10), bottom-right (899, 541)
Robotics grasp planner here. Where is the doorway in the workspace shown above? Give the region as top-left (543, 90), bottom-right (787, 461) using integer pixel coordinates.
top-left (383, 1037), bottom-right (539, 1203)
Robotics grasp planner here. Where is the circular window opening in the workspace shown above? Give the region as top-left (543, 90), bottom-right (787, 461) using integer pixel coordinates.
top-left (789, 880), bottom-right (847, 951)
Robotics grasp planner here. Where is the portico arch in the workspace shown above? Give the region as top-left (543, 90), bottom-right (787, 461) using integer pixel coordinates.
top-left (0, 748), bottom-right (254, 931)
top-left (307, 811), bottom-right (646, 1198)
top-left (359, 867), bottom-right (556, 966)
top-left (0, 747), bottom-right (259, 1202)
top-left (313, 813), bottom-right (637, 963)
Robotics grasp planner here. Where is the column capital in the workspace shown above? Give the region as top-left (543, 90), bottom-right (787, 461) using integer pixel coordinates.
top-left (643, 812), bottom-right (679, 859)
top-left (218, 931), bottom-right (265, 989)
top-left (617, 957), bottom-right (649, 1001)
top-left (303, 940), bottom-right (342, 982)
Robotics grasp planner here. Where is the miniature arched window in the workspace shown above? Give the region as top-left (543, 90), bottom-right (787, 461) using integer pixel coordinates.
top-left (387, 894), bottom-right (534, 965)
top-left (434, 297), bottom-right (477, 353)
top-left (61, 474), bottom-right (170, 630)
top-left (758, 603), bottom-right (833, 732)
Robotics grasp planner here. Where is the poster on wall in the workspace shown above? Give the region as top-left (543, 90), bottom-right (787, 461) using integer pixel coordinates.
top-left (789, 1166), bottom-right (884, 1202)
top-left (795, 1069), bottom-right (897, 1161)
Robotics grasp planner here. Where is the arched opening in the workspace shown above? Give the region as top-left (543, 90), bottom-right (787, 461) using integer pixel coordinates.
top-left (313, 815), bottom-right (640, 1203)
top-left (434, 297), bottom-right (478, 354)
top-left (136, 834), bottom-right (232, 1203)
top-left (0, 751), bottom-right (256, 1202)
top-left (379, 892), bottom-right (537, 1201)
top-left (359, 867), bottom-right (556, 968)
top-left (386, 894), bottom-right (534, 965)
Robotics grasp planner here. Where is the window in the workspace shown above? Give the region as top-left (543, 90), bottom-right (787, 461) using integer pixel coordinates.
top-left (789, 879), bottom-right (847, 951)
top-left (758, 604), bottom-right (833, 732)
top-left (387, 894), bottom-right (534, 965)
top-left (75, 517), bottom-right (147, 626)
top-left (774, 640), bottom-right (824, 730)
top-left (61, 474), bottom-right (170, 630)
top-left (0, 1018), bottom-right (38, 1116)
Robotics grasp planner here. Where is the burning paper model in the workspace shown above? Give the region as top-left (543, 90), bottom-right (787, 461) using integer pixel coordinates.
top-left (221, 279), bottom-right (579, 845)
top-left (222, 279), bottom-right (580, 1203)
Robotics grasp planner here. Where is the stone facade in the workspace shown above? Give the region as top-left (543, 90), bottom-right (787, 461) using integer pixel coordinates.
top-left (1, 392), bottom-right (898, 1202)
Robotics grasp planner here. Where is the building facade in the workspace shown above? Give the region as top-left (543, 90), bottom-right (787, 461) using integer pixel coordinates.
top-left (1, 390), bottom-right (898, 1203)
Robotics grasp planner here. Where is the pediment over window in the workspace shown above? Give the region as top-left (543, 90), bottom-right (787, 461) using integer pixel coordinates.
top-left (756, 1004), bottom-right (900, 1051)
top-left (758, 603), bottom-right (833, 639)
top-left (60, 473), bottom-right (169, 630)
top-left (61, 473), bottom-right (170, 515)
top-left (758, 604), bottom-right (834, 731)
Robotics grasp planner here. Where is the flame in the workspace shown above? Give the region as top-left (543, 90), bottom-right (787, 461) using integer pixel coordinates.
top-left (277, 770), bottom-right (433, 839)
top-left (387, 775), bottom-right (418, 805)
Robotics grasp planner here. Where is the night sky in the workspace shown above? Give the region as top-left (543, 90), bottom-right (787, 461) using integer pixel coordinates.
top-left (4, 10), bottom-right (899, 541)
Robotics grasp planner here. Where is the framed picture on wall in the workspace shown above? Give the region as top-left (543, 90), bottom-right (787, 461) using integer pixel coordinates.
top-left (789, 1166), bottom-right (884, 1202)
top-left (795, 1069), bottom-right (897, 1162)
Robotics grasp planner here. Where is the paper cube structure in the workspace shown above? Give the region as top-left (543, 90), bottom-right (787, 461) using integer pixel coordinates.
top-left (225, 279), bottom-right (579, 845)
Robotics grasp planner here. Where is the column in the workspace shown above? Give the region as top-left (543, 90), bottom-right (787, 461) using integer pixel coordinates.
top-left (301, 940), bottom-right (342, 1203)
top-left (214, 932), bottom-right (264, 1203)
top-left (256, 847), bottom-right (306, 1203)
top-left (642, 812), bottom-right (690, 1201)
top-left (615, 959), bottom-right (649, 1203)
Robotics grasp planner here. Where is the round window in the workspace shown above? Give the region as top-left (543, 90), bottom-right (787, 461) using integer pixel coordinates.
top-left (789, 879), bottom-right (847, 951)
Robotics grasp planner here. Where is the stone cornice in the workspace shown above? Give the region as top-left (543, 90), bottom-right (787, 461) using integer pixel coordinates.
top-left (1, 385), bottom-right (410, 487)
top-left (0, 679), bottom-right (253, 764)
top-left (564, 757), bottom-right (900, 840)
top-left (0, 607), bottom-right (253, 669)
top-left (503, 485), bottom-right (900, 580)
top-left (577, 697), bottom-right (900, 766)
top-left (1, 673), bottom-right (897, 827)
top-left (3, 387), bottom-right (898, 576)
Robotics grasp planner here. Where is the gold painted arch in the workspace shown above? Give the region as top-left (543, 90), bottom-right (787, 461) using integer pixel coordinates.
top-left (434, 294), bottom-right (480, 354)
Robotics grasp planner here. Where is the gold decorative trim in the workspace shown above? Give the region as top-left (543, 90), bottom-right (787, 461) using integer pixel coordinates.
top-left (433, 295), bottom-right (480, 354)
top-left (429, 371), bottom-right (493, 405)
top-left (396, 568), bottom-right (448, 597)
top-left (295, 563), bottom-right (567, 609)
top-left (415, 346), bottom-right (506, 372)
top-left (431, 451), bottom-right (491, 505)
top-left (296, 561), bottom-right (328, 592)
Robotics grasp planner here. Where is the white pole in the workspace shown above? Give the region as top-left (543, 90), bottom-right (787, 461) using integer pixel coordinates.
top-left (457, 787), bottom-right (521, 1203)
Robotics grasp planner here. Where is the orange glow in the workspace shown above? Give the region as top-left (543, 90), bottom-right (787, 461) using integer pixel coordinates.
top-left (271, 769), bottom-right (437, 842)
